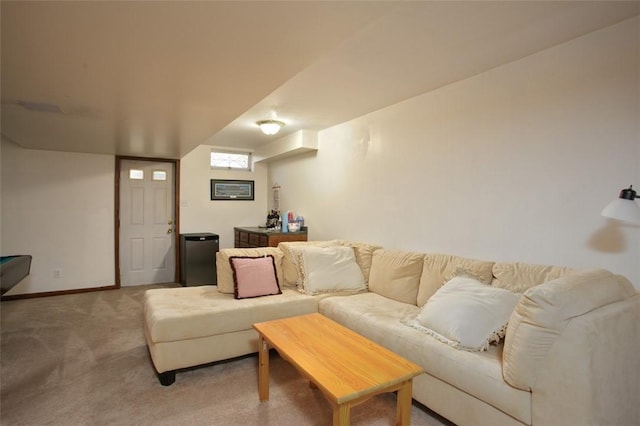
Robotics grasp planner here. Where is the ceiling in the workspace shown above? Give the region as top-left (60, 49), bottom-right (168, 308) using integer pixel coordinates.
top-left (2, 1), bottom-right (639, 159)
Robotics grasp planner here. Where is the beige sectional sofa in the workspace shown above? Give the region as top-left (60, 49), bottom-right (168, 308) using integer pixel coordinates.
top-left (143, 240), bottom-right (640, 426)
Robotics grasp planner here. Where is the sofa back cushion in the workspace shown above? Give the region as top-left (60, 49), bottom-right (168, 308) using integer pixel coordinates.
top-left (502, 269), bottom-right (635, 391)
top-left (492, 262), bottom-right (574, 294)
top-left (417, 254), bottom-right (495, 307)
top-left (368, 249), bottom-right (424, 305)
top-left (338, 241), bottom-right (383, 284)
top-left (216, 247), bottom-right (284, 294)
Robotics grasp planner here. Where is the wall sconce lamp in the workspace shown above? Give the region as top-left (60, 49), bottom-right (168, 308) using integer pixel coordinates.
top-left (257, 120), bottom-right (285, 136)
top-left (601, 185), bottom-right (640, 223)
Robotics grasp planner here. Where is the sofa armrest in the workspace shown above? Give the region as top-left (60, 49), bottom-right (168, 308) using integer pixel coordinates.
top-left (503, 270), bottom-right (635, 390)
top-left (531, 294), bottom-right (640, 425)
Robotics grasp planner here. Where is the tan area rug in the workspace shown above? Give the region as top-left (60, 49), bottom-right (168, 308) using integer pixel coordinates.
top-left (1, 285), bottom-right (451, 425)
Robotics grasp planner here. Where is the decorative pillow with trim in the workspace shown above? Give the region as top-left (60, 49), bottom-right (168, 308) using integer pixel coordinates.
top-left (229, 255), bottom-right (282, 299)
top-left (277, 240), bottom-right (343, 287)
top-left (217, 247), bottom-right (284, 294)
top-left (406, 275), bottom-right (520, 352)
top-left (297, 246), bottom-right (366, 295)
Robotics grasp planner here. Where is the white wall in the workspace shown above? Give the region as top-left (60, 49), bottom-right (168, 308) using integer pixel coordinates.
top-left (1, 137), bottom-right (115, 295)
top-left (179, 145), bottom-right (268, 248)
top-left (0, 140), bottom-right (269, 296)
top-left (1, 18), bottom-right (637, 295)
top-left (269, 18), bottom-right (640, 287)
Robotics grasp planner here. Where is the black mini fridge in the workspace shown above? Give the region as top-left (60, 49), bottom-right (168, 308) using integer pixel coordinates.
top-left (180, 233), bottom-right (219, 286)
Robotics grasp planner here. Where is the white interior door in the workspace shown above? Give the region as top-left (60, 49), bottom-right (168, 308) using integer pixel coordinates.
top-left (119, 159), bottom-right (176, 286)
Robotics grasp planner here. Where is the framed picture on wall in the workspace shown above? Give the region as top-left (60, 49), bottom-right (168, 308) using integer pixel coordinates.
top-left (210, 179), bottom-right (254, 200)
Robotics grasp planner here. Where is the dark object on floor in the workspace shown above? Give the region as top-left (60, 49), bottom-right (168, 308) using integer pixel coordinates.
top-left (158, 370), bottom-right (176, 386)
top-left (1, 255), bottom-right (32, 295)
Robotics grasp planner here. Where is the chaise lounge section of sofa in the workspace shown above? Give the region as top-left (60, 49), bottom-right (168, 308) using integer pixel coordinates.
top-left (143, 246), bottom-right (319, 385)
top-left (143, 240), bottom-right (640, 425)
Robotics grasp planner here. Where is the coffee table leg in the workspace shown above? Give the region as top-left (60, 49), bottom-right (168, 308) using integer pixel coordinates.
top-left (258, 335), bottom-right (269, 401)
top-left (396, 380), bottom-right (413, 426)
top-left (333, 403), bottom-right (350, 426)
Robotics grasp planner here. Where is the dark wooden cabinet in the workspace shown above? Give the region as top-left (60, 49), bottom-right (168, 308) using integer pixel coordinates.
top-left (234, 227), bottom-right (308, 248)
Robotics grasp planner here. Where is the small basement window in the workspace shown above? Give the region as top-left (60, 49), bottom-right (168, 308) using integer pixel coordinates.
top-left (152, 170), bottom-right (167, 181)
top-left (129, 169), bottom-right (144, 180)
top-left (210, 150), bottom-right (251, 171)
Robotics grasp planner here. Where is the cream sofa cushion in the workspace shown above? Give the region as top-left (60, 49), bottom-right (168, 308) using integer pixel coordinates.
top-left (368, 249), bottom-right (424, 305)
top-left (278, 240), bottom-right (342, 287)
top-left (216, 247), bottom-right (284, 294)
top-left (502, 269), bottom-right (635, 391)
top-left (338, 241), bottom-right (382, 284)
top-left (417, 253), bottom-right (494, 307)
top-left (492, 261), bottom-right (574, 294)
top-left (144, 286), bottom-right (317, 343)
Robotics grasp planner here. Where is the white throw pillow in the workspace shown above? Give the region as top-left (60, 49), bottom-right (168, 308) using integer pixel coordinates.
top-left (298, 246), bottom-right (366, 295)
top-left (278, 240), bottom-right (342, 287)
top-left (407, 276), bottom-right (521, 352)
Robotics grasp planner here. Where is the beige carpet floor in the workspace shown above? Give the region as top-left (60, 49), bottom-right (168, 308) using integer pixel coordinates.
top-left (0, 284), bottom-right (452, 425)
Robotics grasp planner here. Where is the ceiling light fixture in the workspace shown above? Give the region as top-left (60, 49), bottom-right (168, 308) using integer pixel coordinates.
top-left (601, 185), bottom-right (640, 223)
top-left (257, 120), bottom-right (284, 136)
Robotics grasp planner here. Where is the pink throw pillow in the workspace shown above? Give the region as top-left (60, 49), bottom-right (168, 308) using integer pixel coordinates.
top-left (230, 255), bottom-right (282, 299)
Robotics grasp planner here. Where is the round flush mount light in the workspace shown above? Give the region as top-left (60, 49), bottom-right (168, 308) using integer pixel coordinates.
top-left (256, 120), bottom-right (285, 135)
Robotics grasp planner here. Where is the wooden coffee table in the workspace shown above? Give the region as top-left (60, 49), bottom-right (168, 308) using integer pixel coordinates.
top-left (253, 313), bottom-right (424, 426)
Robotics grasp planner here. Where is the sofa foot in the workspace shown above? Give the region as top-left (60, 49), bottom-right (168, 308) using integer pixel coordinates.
top-left (158, 370), bottom-right (176, 386)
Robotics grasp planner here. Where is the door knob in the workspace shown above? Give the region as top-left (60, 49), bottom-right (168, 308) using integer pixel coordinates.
top-left (167, 229), bottom-right (173, 234)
